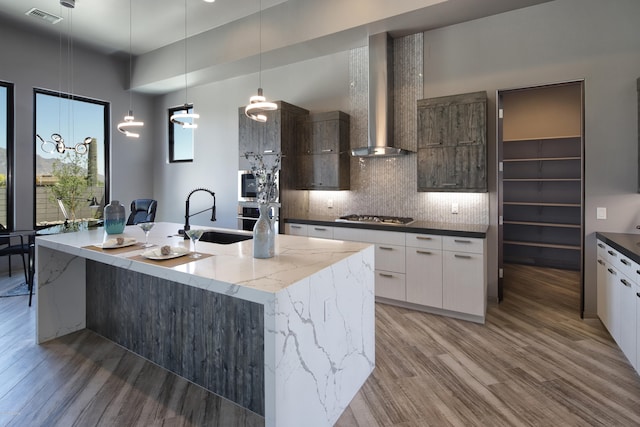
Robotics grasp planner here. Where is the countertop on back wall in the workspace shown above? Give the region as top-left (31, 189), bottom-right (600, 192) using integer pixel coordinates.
top-left (283, 215), bottom-right (488, 238)
top-left (596, 232), bottom-right (640, 265)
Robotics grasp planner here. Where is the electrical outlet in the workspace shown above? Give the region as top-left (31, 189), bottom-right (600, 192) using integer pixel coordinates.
top-left (451, 203), bottom-right (459, 214)
top-left (596, 207), bottom-right (607, 220)
top-left (327, 199), bottom-right (333, 209)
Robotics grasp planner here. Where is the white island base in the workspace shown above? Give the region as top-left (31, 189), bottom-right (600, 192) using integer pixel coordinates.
top-left (36, 222), bottom-right (375, 427)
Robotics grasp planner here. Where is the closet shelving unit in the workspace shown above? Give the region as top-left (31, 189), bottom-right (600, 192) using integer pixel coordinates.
top-left (502, 134), bottom-right (582, 269)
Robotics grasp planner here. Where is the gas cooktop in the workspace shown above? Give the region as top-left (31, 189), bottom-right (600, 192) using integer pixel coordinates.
top-left (335, 214), bottom-right (415, 226)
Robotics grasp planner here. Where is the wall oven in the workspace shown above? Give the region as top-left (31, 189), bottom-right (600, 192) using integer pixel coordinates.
top-left (237, 202), bottom-right (279, 232)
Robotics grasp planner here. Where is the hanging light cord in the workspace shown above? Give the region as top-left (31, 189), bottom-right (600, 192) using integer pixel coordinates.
top-left (183, 0), bottom-right (189, 104)
top-left (128, 0), bottom-right (133, 111)
top-left (258, 0), bottom-right (262, 89)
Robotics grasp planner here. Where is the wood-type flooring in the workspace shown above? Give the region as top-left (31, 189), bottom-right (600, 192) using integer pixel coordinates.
top-left (0, 264), bottom-right (638, 426)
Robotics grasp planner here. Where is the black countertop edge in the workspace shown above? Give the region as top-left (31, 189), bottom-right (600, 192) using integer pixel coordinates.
top-left (596, 232), bottom-right (640, 265)
top-left (284, 217), bottom-right (488, 239)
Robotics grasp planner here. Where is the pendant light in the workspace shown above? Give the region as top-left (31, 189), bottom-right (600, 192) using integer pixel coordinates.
top-left (37, 0), bottom-right (93, 155)
top-left (170, 0), bottom-right (199, 129)
top-left (244, 0), bottom-right (277, 122)
top-left (117, 0), bottom-right (144, 138)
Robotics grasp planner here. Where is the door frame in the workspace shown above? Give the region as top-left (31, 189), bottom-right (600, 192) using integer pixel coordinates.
top-left (496, 80), bottom-right (585, 316)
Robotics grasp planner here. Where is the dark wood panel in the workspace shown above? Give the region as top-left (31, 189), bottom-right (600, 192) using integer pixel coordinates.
top-left (417, 91), bottom-right (487, 192)
top-left (85, 260), bottom-right (265, 416)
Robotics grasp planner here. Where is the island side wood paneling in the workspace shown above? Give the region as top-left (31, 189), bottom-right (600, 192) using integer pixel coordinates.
top-left (85, 260), bottom-right (265, 415)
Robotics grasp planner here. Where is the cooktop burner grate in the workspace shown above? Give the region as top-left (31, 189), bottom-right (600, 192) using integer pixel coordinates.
top-left (335, 214), bottom-right (415, 225)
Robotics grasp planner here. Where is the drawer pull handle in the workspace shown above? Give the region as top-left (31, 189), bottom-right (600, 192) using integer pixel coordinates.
top-left (597, 243), bottom-right (605, 249)
top-left (607, 250), bottom-right (617, 256)
top-left (416, 236), bottom-right (432, 240)
top-left (263, 149), bottom-right (275, 154)
top-left (621, 259), bottom-right (631, 266)
top-left (314, 227), bottom-right (326, 231)
top-left (321, 149), bottom-right (334, 153)
top-left (416, 250), bottom-right (432, 255)
top-left (454, 239), bottom-right (471, 244)
top-left (454, 254), bottom-right (472, 259)
top-left (607, 268), bottom-right (616, 275)
top-left (458, 140), bottom-right (476, 144)
top-left (597, 259), bottom-right (605, 265)
top-left (621, 279), bottom-right (631, 287)
top-left (379, 246), bottom-right (393, 251)
top-left (291, 225), bottom-right (302, 229)
top-left (378, 273), bottom-right (394, 278)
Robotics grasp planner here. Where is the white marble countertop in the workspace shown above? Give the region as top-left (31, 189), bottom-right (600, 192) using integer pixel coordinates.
top-left (35, 221), bottom-right (372, 304)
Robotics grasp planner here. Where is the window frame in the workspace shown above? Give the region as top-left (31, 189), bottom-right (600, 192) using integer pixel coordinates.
top-left (168, 104), bottom-right (195, 163)
top-left (0, 81), bottom-right (14, 230)
top-left (32, 88), bottom-right (110, 228)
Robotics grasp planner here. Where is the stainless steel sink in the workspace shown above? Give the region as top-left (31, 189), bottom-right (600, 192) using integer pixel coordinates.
top-left (199, 231), bottom-right (252, 245)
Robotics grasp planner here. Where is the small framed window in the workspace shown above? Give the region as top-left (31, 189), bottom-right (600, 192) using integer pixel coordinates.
top-left (168, 105), bottom-right (194, 163)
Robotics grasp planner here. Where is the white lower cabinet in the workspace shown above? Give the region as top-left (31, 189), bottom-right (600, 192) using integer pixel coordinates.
top-left (406, 234), bottom-right (443, 307)
top-left (285, 223), bottom-right (308, 236)
top-left (636, 282), bottom-right (640, 371)
top-left (308, 225), bottom-right (334, 239)
top-left (442, 237), bottom-right (487, 317)
top-left (596, 238), bottom-right (638, 374)
top-left (376, 270), bottom-right (406, 300)
top-left (287, 222), bottom-right (487, 322)
top-left (596, 242), bottom-right (611, 331)
top-left (617, 273), bottom-right (636, 366)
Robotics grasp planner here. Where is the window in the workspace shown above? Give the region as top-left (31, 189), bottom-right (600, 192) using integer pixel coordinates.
top-left (34, 89), bottom-right (109, 227)
top-left (0, 82), bottom-right (13, 229)
top-left (168, 105), bottom-right (194, 162)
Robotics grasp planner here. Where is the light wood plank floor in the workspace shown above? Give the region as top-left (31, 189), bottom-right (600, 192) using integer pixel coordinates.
top-left (0, 264), bottom-right (639, 426)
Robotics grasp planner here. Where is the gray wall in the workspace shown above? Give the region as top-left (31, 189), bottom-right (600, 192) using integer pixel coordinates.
top-left (152, 0), bottom-right (640, 314)
top-left (0, 19), bottom-right (154, 231)
top-left (420, 0), bottom-right (640, 315)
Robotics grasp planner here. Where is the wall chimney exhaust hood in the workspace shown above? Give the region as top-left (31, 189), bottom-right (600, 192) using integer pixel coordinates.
top-left (351, 32), bottom-right (411, 157)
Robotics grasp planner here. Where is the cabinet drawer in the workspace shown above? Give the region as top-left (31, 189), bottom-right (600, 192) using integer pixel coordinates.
top-left (375, 270), bottom-right (406, 300)
top-left (308, 225), bottom-right (334, 239)
top-left (612, 252), bottom-right (639, 283)
top-left (285, 223), bottom-right (308, 236)
top-left (406, 233), bottom-right (442, 250)
top-left (333, 227), bottom-right (404, 245)
top-left (443, 236), bottom-right (484, 254)
top-left (375, 244), bottom-right (405, 273)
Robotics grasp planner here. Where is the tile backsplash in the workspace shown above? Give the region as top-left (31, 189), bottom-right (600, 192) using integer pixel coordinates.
top-left (283, 33), bottom-right (489, 225)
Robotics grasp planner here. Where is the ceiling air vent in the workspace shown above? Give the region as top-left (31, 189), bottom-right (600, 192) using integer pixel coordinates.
top-left (25, 8), bottom-right (63, 25)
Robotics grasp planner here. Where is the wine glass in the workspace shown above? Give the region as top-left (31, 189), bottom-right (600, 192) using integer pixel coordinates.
top-left (185, 229), bottom-right (205, 258)
top-left (138, 222), bottom-right (155, 248)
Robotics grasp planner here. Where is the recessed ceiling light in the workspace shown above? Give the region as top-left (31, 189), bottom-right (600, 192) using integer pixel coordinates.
top-left (204, 0), bottom-right (215, 3)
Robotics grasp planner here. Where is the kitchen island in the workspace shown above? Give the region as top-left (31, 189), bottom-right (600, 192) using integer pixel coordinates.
top-left (35, 222), bottom-right (374, 427)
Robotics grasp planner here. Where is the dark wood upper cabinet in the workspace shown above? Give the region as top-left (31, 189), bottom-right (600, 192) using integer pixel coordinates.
top-left (238, 101), bottom-right (309, 174)
top-left (417, 91), bottom-right (487, 192)
top-left (296, 111), bottom-right (350, 191)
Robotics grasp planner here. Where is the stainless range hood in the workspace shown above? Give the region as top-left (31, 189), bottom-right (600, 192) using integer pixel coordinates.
top-left (351, 32), bottom-right (410, 157)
